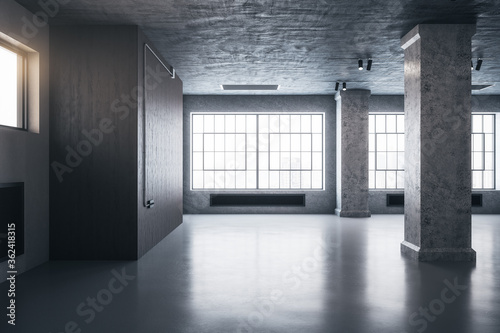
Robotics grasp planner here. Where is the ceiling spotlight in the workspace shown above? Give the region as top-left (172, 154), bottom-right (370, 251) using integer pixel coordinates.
top-left (475, 58), bottom-right (483, 71)
top-left (342, 82), bottom-right (347, 91)
top-left (367, 59), bottom-right (372, 71)
top-left (471, 61), bottom-right (474, 70)
top-left (358, 59), bottom-right (363, 70)
top-left (335, 82), bottom-right (339, 91)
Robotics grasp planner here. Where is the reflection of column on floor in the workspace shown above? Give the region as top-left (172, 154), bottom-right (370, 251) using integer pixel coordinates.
top-left (401, 24), bottom-right (476, 261)
top-left (335, 89), bottom-right (371, 217)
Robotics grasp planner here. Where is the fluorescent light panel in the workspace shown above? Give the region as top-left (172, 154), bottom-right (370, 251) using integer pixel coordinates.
top-left (221, 84), bottom-right (280, 91)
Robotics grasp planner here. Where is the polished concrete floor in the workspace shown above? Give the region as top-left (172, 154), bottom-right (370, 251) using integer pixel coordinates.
top-left (2, 214), bottom-right (500, 333)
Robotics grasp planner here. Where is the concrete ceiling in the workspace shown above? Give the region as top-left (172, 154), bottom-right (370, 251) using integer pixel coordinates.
top-left (16, 0), bottom-right (500, 95)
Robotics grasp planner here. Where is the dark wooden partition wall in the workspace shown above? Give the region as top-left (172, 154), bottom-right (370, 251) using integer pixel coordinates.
top-left (50, 26), bottom-right (183, 260)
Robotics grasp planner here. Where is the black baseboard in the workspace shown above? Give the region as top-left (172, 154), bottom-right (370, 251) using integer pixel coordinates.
top-left (210, 194), bottom-right (306, 207)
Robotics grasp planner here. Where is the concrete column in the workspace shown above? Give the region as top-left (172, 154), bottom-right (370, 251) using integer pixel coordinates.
top-left (335, 89), bottom-right (371, 217)
top-left (401, 24), bottom-right (476, 261)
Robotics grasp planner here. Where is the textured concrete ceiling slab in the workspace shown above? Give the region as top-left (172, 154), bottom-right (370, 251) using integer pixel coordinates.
top-left (15, 0), bottom-right (500, 95)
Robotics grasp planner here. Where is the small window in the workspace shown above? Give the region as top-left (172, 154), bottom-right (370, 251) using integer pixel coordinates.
top-left (0, 42), bottom-right (26, 129)
top-left (472, 114), bottom-right (495, 189)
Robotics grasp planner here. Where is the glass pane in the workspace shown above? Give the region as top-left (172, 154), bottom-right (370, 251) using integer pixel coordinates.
top-left (483, 115), bottom-right (494, 133)
top-left (259, 134), bottom-right (269, 151)
top-left (204, 115), bottom-right (214, 132)
top-left (246, 115), bottom-right (257, 133)
top-left (269, 134), bottom-right (280, 151)
top-left (312, 171), bottom-right (322, 188)
top-left (312, 134), bottom-right (322, 151)
top-left (387, 134), bottom-right (397, 151)
top-left (397, 115), bottom-right (405, 133)
top-left (301, 152), bottom-right (312, 169)
top-left (225, 171), bottom-right (235, 188)
top-left (247, 171), bottom-right (257, 189)
top-left (193, 152), bottom-right (203, 170)
top-left (376, 171), bottom-right (386, 189)
top-left (235, 171), bottom-right (246, 188)
top-left (192, 115), bottom-right (204, 133)
top-left (369, 134), bottom-right (375, 151)
top-left (473, 152), bottom-right (484, 170)
top-left (472, 171), bottom-right (482, 189)
top-left (192, 134), bottom-right (203, 151)
top-left (269, 171), bottom-right (280, 188)
top-left (259, 115), bottom-right (269, 133)
top-left (225, 115), bottom-right (235, 133)
top-left (483, 171), bottom-right (494, 189)
top-left (472, 134), bottom-right (484, 151)
top-left (301, 171), bottom-right (311, 188)
top-left (376, 115), bottom-right (385, 132)
top-left (192, 171), bottom-right (203, 189)
top-left (280, 115), bottom-right (290, 133)
top-left (291, 134), bottom-right (301, 151)
top-left (485, 134), bottom-right (494, 151)
top-left (386, 115), bottom-right (396, 133)
top-left (269, 115), bottom-right (280, 133)
top-left (280, 134), bottom-right (291, 151)
top-left (247, 134), bottom-right (257, 151)
top-left (259, 171), bottom-right (269, 189)
top-left (301, 115), bottom-right (311, 133)
top-left (270, 152), bottom-right (280, 169)
top-left (398, 152), bottom-right (405, 170)
top-left (225, 134), bottom-right (235, 151)
top-left (376, 152), bottom-right (387, 169)
top-left (369, 152), bottom-right (375, 170)
top-left (225, 152), bottom-right (235, 169)
top-left (386, 171), bottom-right (397, 189)
top-left (312, 152), bottom-right (322, 170)
top-left (369, 171), bottom-right (375, 189)
top-left (397, 134), bottom-right (405, 151)
top-left (472, 115), bottom-right (482, 133)
top-left (291, 152), bottom-right (301, 169)
top-left (0, 46), bottom-right (19, 128)
top-left (280, 171), bottom-right (290, 188)
top-left (214, 134), bottom-right (224, 151)
top-left (301, 134), bottom-right (312, 151)
top-left (214, 152), bottom-right (224, 169)
top-left (259, 153), bottom-right (269, 170)
top-left (397, 171), bottom-right (405, 188)
top-left (247, 152), bottom-right (257, 170)
top-left (311, 115), bottom-right (322, 133)
top-left (376, 134), bottom-right (386, 151)
top-left (291, 171), bottom-right (301, 188)
top-left (235, 115), bottom-right (246, 133)
top-left (387, 152), bottom-right (398, 169)
top-left (204, 152), bottom-right (214, 169)
top-left (214, 171), bottom-right (225, 189)
top-left (369, 115), bottom-right (375, 133)
top-left (235, 134), bottom-right (246, 151)
top-left (214, 115), bottom-right (225, 132)
top-left (485, 152), bottom-right (494, 170)
top-left (204, 171), bottom-right (214, 188)
top-left (235, 152), bottom-right (246, 170)
top-left (291, 115), bottom-right (301, 132)
top-left (204, 134), bottom-right (214, 151)
top-left (280, 152), bottom-right (291, 169)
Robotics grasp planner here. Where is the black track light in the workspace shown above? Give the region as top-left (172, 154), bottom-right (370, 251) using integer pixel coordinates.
top-left (475, 58), bottom-right (483, 71)
top-left (335, 82), bottom-right (339, 91)
top-left (358, 59), bottom-right (363, 70)
top-left (342, 82), bottom-right (347, 91)
top-left (367, 59), bottom-right (372, 71)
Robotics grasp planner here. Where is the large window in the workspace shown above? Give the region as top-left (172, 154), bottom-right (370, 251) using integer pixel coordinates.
top-left (191, 113), bottom-right (324, 190)
top-left (369, 114), bottom-right (405, 189)
top-left (369, 113), bottom-right (496, 190)
top-left (472, 114), bottom-right (495, 189)
top-left (0, 43), bottom-right (26, 129)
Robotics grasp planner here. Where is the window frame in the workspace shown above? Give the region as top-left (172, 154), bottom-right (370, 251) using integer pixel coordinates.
top-left (471, 113), bottom-right (496, 190)
top-left (0, 40), bottom-right (27, 131)
top-left (190, 112), bottom-right (325, 191)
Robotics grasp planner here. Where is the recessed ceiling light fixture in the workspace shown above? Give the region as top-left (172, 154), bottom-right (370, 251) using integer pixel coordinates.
top-left (358, 59), bottom-right (363, 70)
top-left (367, 59), bottom-right (373, 71)
top-left (475, 58), bottom-right (483, 71)
top-left (342, 82), bottom-right (347, 91)
top-left (220, 84), bottom-right (280, 91)
top-left (335, 82), bottom-right (340, 91)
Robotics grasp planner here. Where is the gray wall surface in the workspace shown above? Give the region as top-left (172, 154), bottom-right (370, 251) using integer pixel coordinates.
top-left (183, 95), bottom-right (336, 214)
top-left (0, 0), bottom-right (50, 281)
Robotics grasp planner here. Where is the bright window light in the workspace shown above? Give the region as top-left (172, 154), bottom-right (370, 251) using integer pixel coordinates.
top-left (0, 44), bottom-right (24, 129)
top-left (369, 114), bottom-right (405, 189)
top-left (191, 113), bottom-right (325, 190)
top-left (472, 114), bottom-right (495, 189)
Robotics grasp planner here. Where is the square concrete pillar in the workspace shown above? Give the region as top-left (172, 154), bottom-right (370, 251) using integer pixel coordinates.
top-left (401, 24), bottom-right (476, 261)
top-left (335, 89), bottom-right (371, 217)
